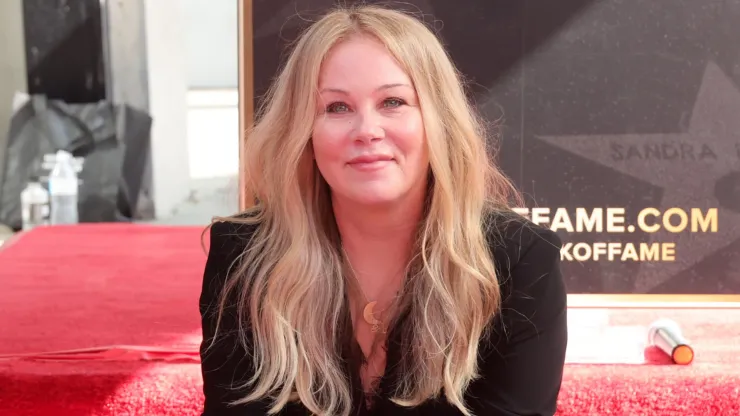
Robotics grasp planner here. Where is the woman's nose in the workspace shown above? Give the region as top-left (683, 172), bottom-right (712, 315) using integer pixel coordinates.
top-left (352, 109), bottom-right (384, 143)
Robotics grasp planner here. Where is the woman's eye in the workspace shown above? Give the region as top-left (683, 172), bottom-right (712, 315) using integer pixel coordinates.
top-left (326, 102), bottom-right (349, 113)
top-left (383, 98), bottom-right (406, 108)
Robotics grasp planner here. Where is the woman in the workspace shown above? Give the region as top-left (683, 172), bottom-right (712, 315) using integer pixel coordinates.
top-left (200, 5), bottom-right (567, 416)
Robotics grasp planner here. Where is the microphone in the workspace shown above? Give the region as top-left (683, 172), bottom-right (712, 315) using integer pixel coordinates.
top-left (648, 318), bottom-right (694, 365)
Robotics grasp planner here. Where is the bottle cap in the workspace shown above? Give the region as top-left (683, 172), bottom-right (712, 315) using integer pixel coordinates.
top-left (672, 344), bottom-right (694, 365)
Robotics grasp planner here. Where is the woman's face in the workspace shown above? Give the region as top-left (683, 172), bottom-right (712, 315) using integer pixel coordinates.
top-left (312, 35), bottom-right (429, 207)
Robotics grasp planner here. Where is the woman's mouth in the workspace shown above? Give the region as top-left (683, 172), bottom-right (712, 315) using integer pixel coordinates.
top-left (347, 154), bottom-right (394, 171)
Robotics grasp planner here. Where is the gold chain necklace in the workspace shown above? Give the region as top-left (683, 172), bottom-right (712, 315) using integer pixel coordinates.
top-left (342, 248), bottom-right (404, 334)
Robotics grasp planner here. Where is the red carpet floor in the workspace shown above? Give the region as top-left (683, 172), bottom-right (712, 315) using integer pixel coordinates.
top-left (0, 224), bottom-right (738, 416)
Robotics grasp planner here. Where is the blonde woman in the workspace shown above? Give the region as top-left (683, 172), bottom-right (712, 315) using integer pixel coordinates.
top-left (199, 5), bottom-right (567, 416)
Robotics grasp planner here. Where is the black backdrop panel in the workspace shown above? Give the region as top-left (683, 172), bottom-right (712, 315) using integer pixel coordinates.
top-left (22, 0), bottom-right (107, 103)
top-left (251, 0), bottom-right (740, 295)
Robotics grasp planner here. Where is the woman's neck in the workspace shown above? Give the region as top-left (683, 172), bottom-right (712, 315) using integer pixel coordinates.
top-left (333, 194), bottom-right (424, 299)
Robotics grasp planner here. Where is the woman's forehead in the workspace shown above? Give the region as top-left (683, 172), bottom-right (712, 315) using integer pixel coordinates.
top-left (317, 37), bottom-right (412, 91)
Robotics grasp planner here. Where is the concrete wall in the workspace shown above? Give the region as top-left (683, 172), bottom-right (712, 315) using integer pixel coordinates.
top-left (182, 0), bottom-right (238, 89)
top-left (141, 0), bottom-right (191, 218)
top-left (0, 0), bottom-right (27, 181)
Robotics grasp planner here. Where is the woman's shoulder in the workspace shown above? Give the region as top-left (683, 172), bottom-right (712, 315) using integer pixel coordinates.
top-left (207, 212), bottom-right (262, 254)
top-left (483, 209), bottom-right (563, 286)
top-left (473, 211), bottom-right (568, 414)
top-left (201, 213), bottom-right (263, 299)
top-left (484, 209), bottom-right (563, 261)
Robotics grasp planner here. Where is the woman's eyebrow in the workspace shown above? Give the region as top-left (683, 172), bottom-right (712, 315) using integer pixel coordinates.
top-left (319, 83), bottom-right (413, 94)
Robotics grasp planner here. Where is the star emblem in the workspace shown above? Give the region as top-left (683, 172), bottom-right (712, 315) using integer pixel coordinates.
top-left (537, 62), bottom-right (740, 292)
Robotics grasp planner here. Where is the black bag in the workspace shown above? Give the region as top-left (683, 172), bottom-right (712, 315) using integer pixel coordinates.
top-left (0, 95), bottom-right (154, 230)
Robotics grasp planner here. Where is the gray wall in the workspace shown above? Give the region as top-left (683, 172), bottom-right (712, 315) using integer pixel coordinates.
top-left (182, 0), bottom-right (238, 89)
top-left (0, 0), bottom-right (28, 180)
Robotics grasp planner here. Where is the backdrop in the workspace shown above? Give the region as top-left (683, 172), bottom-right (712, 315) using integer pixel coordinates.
top-left (250, 0), bottom-right (740, 295)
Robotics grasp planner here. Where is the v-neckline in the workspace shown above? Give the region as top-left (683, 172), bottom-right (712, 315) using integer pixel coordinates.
top-left (346, 307), bottom-right (408, 415)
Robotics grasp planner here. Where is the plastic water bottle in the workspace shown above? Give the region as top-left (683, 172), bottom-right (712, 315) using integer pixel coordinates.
top-left (48, 150), bottom-right (79, 225)
top-left (20, 178), bottom-right (50, 230)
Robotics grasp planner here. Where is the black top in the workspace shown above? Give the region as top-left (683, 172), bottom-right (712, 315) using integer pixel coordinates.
top-left (199, 213), bottom-right (567, 416)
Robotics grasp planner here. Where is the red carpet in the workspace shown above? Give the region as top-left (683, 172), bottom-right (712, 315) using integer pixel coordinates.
top-left (0, 224), bottom-right (738, 415)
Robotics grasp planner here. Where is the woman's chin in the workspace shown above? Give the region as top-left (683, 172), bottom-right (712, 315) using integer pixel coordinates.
top-left (338, 186), bottom-right (406, 207)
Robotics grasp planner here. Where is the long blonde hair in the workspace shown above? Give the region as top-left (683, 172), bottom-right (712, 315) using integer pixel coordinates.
top-left (211, 5), bottom-right (521, 416)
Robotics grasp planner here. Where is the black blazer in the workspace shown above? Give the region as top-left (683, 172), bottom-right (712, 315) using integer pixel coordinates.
top-left (199, 213), bottom-right (567, 416)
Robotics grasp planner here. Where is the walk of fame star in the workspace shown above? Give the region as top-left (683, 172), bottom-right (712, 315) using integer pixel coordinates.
top-left (537, 62), bottom-right (740, 292)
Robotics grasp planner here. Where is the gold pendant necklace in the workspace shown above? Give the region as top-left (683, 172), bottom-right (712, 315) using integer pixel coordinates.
top-left (342, 247), bottom-right (403, 334)
top-left (362, 301), bottom-right (383, 333)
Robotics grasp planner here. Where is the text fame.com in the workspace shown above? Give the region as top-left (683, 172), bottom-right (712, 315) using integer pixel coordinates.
top-left (513, 207), bottom-right (718, 262)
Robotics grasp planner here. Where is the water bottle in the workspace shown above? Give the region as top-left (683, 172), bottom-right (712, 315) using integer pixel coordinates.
top-left (20, 178), bottom-right (50, 230)
top-left (48, 150), bottom-right (79, 225)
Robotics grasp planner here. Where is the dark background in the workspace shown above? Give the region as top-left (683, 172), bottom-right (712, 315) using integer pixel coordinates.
top-left (22, 0), bottom-right (107, 103)
top-left (252, 0), bottom-right (740, 295)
